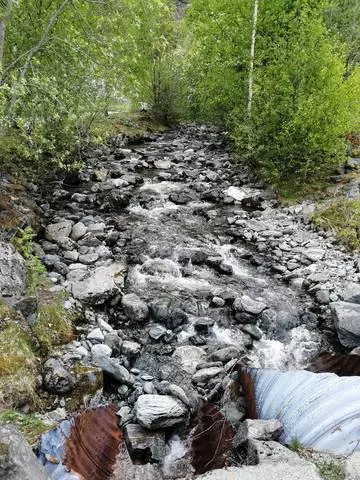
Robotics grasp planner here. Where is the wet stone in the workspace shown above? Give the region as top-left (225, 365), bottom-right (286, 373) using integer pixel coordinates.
top-left (124, 423), bottom-right (166, 464)
top-left (194, 317), bottom-right (215, 334)
top-left (148, 324), bottom-right (167, 341)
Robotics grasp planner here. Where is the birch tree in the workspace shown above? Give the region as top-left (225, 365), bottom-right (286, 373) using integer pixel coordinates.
top-left (247, 0), bottom-right (259, 117)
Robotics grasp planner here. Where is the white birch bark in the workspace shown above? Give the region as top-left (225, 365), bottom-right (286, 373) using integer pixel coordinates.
top-left (248, 0), bottom-right (259, 117)
top-left (0, 0), bottom-right (13, 67)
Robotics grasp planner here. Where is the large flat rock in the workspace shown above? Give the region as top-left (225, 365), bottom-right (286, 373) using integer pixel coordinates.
top-left (135, 394), bottom-right (188, 429)
top-left (195, 462), bottom-right (322, 480)
top-left (71, 262), bottom-right (125, 305)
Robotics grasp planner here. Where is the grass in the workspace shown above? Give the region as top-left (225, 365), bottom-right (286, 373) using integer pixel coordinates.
top-left (0, 410), bottom-right (52, 448)
top-left (12, 227), bottom-right (51, 294)
top-left (90, 110), bottom-right (168, 144)
top-left (0, 321), bottom-right (39, 410)
top-left (317, 460), bottom-right (345, 480)
top-left (33, 292), bottom-right (75, 354)
top-left (288, 437), bottom-right (304, 453)
top-left (275, 173), bottom-right (337, 204)
top-left (312, 197), bottom-right (360, 250)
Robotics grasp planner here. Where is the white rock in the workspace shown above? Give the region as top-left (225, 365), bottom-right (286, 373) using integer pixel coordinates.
top-left (71, 222), bottom-right (87, 240)
top-left (71, 262), bottom-right (125, 305)
top-left (192, 367), bottom-right (223, 383)
top-left (135, 395), bottom-right (188, 429)
top-left (45, 220), bottom-right (73, 242)
top-left (91, 344), bottom-right (112, 358)
top-left (172, 346), bottom-right (207, 374)
top-left (345, 453), bottom-right (360, 480)
top-left (87, 328), bottom-right (104, 342)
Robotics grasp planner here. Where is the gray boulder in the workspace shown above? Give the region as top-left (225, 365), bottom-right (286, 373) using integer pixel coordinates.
top-left (42, 358), bottom-right (75, 394)
top-left (71, 221), bottom-right (87, 240)
top-left (303, 248), bottom-right (325, 262)
top-left (343, 282), bottom-right (360, 304)
top-left (331, 302), bottom-right (360, 348)
top-left (121, 293), bottom-right (149, 322)
top-left (192, 366), bottom-right (224, 384)
top-left (0, 425), bottom-right (51, 480)
top-left (92, 352), bottom-right (133, 385)
top-left (345, 453), bottom-right (360, 480)
top-left (236, 419), bottom-right (283, 445)
top-left (135, 394), bottom-right (188, 429)
top-left (172, 346), bottom-right (207, 374)
top-left (45, 220), bottom-right (73, 242)
top-left (124, 424), bottom-right (166, 463)
top-left (0, 243), bottom-right (26, 297)
top-left (71, 263), bottom-right (125, 305)
top-left (233, 295), bottom-right (267, 315)
top-left (210, 346), bottom-right (242, 364)
top-left (196, 463), bottom-right (322, 480)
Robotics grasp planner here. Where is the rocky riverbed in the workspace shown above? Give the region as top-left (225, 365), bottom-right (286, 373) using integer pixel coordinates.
top-left (1, 125), bottom-right (360, 479)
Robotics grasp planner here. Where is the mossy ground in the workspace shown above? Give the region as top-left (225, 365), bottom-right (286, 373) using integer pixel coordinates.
top-left (0, 291), bottom-right (78, 411)
top-left (0, 410), bottom-right (53, 448)
top-left (0, 320), bottom-right (39, 410)
top-left (32, 291), bottom-right (75, 354)
top-left (312, 197), bottom-right (360, 250)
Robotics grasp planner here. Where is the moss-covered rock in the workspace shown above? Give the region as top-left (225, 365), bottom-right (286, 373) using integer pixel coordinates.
top-left (65, 364), bottom-right (103, 411)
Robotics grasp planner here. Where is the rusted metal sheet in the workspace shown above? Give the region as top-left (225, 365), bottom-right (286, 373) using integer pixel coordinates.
top-left (191, 403), bottom-right (235, 474)
top-left (66, 404), bottom-right (122, 480)
top-left (39, 404), bottom-right (122, 480)
top-left (310, 352), bottom-right (360, 376)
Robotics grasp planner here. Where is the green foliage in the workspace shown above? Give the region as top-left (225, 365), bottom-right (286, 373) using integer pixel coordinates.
top-left (13, 227), bottom-right (49, 294)
top-left (0, 410), bottom-right (52, 447)
top-left (0, 0), bottom-right (177, 169)
top-left (288, 437), bottom-right (304, 452)
top-left (317, 460), bottom-right (345, 480)
top-left (312, 197), bottom-right (360, 250)
top-left (182, 0), bottom-right (360, 187)
top-left (182, 0), bottom-right (253, 122)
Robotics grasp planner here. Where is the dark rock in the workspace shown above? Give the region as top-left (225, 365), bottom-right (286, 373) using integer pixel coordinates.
top-left (167, 308), bottom-right (188, 330)
top-left (14, 296), bottom-right (37, 318)
top-left (124, 423), bottom-right (166, 463)
top-left (53, 262), bottom-right (69, 276)
top-left (149, 298), bottom-right (171, 323)
top-left (191, 250), bottom-right (208, 265)
top-left (194, 317), bottom-right (215, 334)
top-left (169, 192), bottom-right (192, 205)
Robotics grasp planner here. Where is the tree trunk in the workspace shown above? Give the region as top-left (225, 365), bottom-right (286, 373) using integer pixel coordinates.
top-left (248, 0), bottom-right (259, 117)
top-left (0, 0), bottom-right (13, 68)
